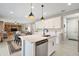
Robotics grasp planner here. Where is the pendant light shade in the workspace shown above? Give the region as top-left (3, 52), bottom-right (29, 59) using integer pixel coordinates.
top-left (28, 3), bottom-right (35, 20)
top-left (41, 16), bottom-right (45, 20)
top-left (40, 4), bottom-right (45, 21)
top-left (28, 12), bottom-right (35, 20)
top-left (29, 12), bottom-right (34, 16)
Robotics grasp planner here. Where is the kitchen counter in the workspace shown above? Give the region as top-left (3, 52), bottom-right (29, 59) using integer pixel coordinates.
top-left (19, 34), bottom-right (56, 43)
top-left (19, 34), bottom-right (56, 56)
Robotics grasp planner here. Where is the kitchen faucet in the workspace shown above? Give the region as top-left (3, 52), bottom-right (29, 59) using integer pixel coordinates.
top-left (43, 28), bottom-right (49, 37)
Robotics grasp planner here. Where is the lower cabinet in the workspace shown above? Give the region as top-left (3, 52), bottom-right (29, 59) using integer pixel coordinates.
top-left (21, 37), bottom-right (56, 56)
top-left (48, 37), bottom-right (56, 56)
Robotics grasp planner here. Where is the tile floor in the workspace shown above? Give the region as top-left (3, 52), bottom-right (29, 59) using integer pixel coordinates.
top-left (53, 40), bottom-right (79, 56)
top-left (0, 42), bottom-right (10, 56)
top-left (0, 41), bottom-right (21, 56)
top-left (0, 39), bottom-right (78, 56)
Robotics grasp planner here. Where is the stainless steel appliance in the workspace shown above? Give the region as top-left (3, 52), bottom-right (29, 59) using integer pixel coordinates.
top-left (35, 39), bottom-right (48, 56)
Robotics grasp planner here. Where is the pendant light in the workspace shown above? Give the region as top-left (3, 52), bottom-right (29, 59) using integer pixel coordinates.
top-left (28, 3), bottom-right (35, 20)
top-left (40, 4), bottom-right (45, 21)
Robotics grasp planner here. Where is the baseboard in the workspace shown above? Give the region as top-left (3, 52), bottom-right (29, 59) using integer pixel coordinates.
top-left (68, 39), bottom-right (78, 41)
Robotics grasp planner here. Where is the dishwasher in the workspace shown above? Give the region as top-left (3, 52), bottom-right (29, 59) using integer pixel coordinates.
top-left (35, 39), bottom-right (48, 56)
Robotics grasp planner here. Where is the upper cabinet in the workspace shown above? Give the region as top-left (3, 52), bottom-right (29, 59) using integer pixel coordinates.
top-left (45, 16), bottom-right (61, 28)
top-left (35, 16), bottom-right (61, 29)
top-left (35, 21), bottom-right (45, 29)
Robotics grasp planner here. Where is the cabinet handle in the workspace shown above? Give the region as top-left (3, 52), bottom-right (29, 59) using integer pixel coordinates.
top-left (52, 42), bottom-right (54, 46)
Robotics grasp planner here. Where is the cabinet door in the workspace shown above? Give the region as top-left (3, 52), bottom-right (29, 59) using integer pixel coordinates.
top-left (35, 21), bottom-right (45, 29)
top-left (48, 38), bottom-right (55, 55)
top-left (44, 16), bottom-right (61, 28)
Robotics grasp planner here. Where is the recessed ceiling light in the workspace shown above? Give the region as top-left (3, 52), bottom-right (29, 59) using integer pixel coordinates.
top-left (61, 10), bottom-right (65, 12)
top-left (32, 6), bottom-right (34, 9)
top-left (10, 11), bottom-right (14, 14)
top-left (68, 3), bottom-right (71, 6)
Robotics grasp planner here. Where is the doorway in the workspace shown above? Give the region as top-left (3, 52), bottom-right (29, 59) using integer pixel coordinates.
top-left (63, 13), bottom-right (79, 55)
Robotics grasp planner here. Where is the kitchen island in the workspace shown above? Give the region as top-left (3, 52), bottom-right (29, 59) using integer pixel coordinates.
top-left (19, 34), bottom-right (56, 56)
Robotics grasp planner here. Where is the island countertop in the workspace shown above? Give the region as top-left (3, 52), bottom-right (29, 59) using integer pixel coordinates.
top-left (19, 34), bottom-right (56, 43)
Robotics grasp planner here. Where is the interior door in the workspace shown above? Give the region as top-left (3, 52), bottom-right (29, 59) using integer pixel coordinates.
top-left (67, 19), bottom-right (78, 40)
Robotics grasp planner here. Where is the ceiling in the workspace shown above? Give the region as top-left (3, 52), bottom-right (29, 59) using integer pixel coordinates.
top-left (0, 3), bottom-right (79, 23)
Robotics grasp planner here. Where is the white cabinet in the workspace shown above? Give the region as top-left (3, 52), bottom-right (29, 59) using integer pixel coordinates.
top-left (22, 40), bottom-right (35, 56)
top-left (44, 19), bottom-right (53, 28)
top-left (35, 16), bottom-right (61, 29)
top-left (35, 21), bottom-right (45, 29)
top-left (48, 37), bottom-right (56, 56)
top-left (45, 17), bottom-right (61, 28)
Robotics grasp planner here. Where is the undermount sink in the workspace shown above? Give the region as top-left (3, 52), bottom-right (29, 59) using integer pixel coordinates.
top-left (43, 35), bottom-right (50, 37)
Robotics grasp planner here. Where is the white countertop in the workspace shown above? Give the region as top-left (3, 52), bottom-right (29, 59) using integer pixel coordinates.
top-left (19, 34), bottom-right (56, 43)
